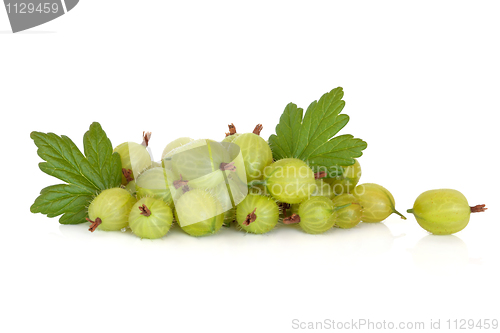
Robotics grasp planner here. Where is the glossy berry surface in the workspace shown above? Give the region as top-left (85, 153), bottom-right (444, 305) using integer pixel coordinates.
top-left (166, 139), bottom-right (228, 190)
top-left (161, 137), bottom-right (194, 160)
top-left (129, 197), bottom-right (173, 239)
top-left (408, 189), bottom-right (474, 235)
top-left (113, 142), bottom-right (151, 185)
top-left (236, 194), bottom-right (279, 234)
top-left (353, 183), bottom-right (406, 222)
top-left (297, 196), bottom-right (336, 234)
top-left (233, 133), bottom-right (273, 182)
top-left (311, 179), bottom-right (335, 200)
top-left (88, 188), bottom-right (136, 231)
top-left (332, 194), bottom-right (362, 229)
top-left (135, 167), bottom-right (173, 207)
top-left (263, 158), bottom-right (316, 204)
top-left (325, 159), bottom-right (362, 195)
top-left (174, 189), bottom-right (224, 237)
top-left (222, 133), bottom-right (241, 143)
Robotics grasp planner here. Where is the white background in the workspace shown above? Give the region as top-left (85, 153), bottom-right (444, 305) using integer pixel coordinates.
top-left (1, 1), bottom-right (499, 332)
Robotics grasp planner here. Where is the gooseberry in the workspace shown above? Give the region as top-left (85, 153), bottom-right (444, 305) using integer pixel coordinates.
top-left (324, 159), bottom-right (361, 195)
top-left (407, 189), bottom-right (487, 235)
top-left (332, 194), bottom-right (362, 229)
top-left (236, 194), bottom-right (279, 234)
top-left (113, 133), bottom-right (152, 185)
top-left (87, 188), bottom-right (136, 232)
top-left (262, 158), bottom-right (316, 204)
top-left (128, 197), bottom-right (173, 239)
top-left (353, 183), bottom-right (406, 222)
top-left (288, 196), bottom-right (336, 234)
top-left (174, 189), bottom-right (224, 237)
top-left (135, 167), bottom-right (173, 207)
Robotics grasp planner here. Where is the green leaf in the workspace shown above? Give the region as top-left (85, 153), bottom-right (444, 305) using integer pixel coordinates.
top-left (30, 122), bottom-right (122, 224)
top-left (83, 122), bottom-right (122, 189)
top-left (269, 87), bottom-right (367, 171)
top-left (30, 185), bottom-right (94, 225)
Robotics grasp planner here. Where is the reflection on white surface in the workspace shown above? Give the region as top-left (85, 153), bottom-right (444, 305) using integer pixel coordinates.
top-left (331, 222), bottom-right (405, 258)
top-left (56, 220), bottom-right (408, 265)
top-left (409, 234), bottom-right (475, 273)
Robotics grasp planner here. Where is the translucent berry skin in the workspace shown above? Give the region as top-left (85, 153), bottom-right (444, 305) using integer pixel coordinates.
top-left (161, 137), bottom-right (194, 160)
top-left (332, 194), bottom-right (362, 229)
top-left (174, 189), bottom-right (224, 237)
top-left (408, 189), bottom-right (471, 235)
top-left (236, 194), bottom-right (279, 234)
top-left (167, 139), bottom-right (227, 189)
top-left (129, 197), bottom-right (173, 239)
top-left (353, 183), bottom-right (406, 222)
top-left (163, 138), bottom-right (209, 159)
top-left (233, 133), bottom-right (273, 182)
top-left (135, 167), bottom-right (173, 207)
top-left (113, 142), bottom-right (152, 185)
top-left (88, 188), bottom-right (136, 231)
top-left (311, 179), bottom-right (335, 200)
top-left (298, 196), bottom-right (335, 234)
top-left (209, 180), bottom-right (247, 213)
top-left (263, 158), bottom-right (317, 204)
top-left (222, 133), bottom-right (241, 143)
top-left (325, 159), bottom-right (361, 195)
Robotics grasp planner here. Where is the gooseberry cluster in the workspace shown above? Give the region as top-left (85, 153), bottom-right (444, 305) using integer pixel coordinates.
top-left (31, 87), bottom-right (488, 238)
top-left (86, 124), bottom-right (412, 239)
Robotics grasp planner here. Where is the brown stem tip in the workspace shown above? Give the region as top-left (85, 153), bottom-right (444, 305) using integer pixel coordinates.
top-left (244, 208), bottom-right (257, 226)
top-left (253, 124), bottom-right (263, 136)
top-left (220, 162), bottom-right (236, 172)
top-left (283, 214), bottom-right (300, 225)
top-left (225, 123), bottom-right (237, 137)
top-left (470, 204), bottom-right (487, 213)
top-left (173, 174), bottom-right (189, 189)
top-left (139, 204), bottom-right (151, 217)
top-left (122, 168), bottom-right (134, 182)
top-left (141, 131), bottom-right (152, 147)
top-left (314, 171), bottom-right (327, 180)
top-left (86, 217), bottom-right (102, 232)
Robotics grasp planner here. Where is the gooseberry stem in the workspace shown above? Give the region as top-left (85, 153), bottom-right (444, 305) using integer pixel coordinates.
top-left (470, 204), bottom-right (487, 213)
top-left (173, 174), bottom-right (188, 189)
top-left (122, 168), bottom-right (133, 182)
top-left (225, 123), bottom-right (236, 137)
top-left (407, 209), bottom-right (414, 214)
top-left (283, 214), bottom-right (300, 225)
top-left (253, 124), bottom-right (263, 135)
top-left (141, 131), bottom-right (151, 147)
top-left (244, 208), bottom-right (257, 226)
top-left (139, 204), bottom-right (151, 217)
top-left (86, 217), bottom-right (102, 232)
top-left (393, 209), bottom-right (407, 220)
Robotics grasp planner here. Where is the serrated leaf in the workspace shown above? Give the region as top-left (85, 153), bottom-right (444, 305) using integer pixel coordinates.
top-left (269, 103), bottom-right (304, 159)
top-left (269, 87), bottom-right (367, 169)
top-left (30, 184), bottom-right (94, 224)
top-left (306, 134), bottom-right (367, 168)
top-left (31, 122), bottom-right (122, 224)
top-left (83, 122), bottom-right (122, 188)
